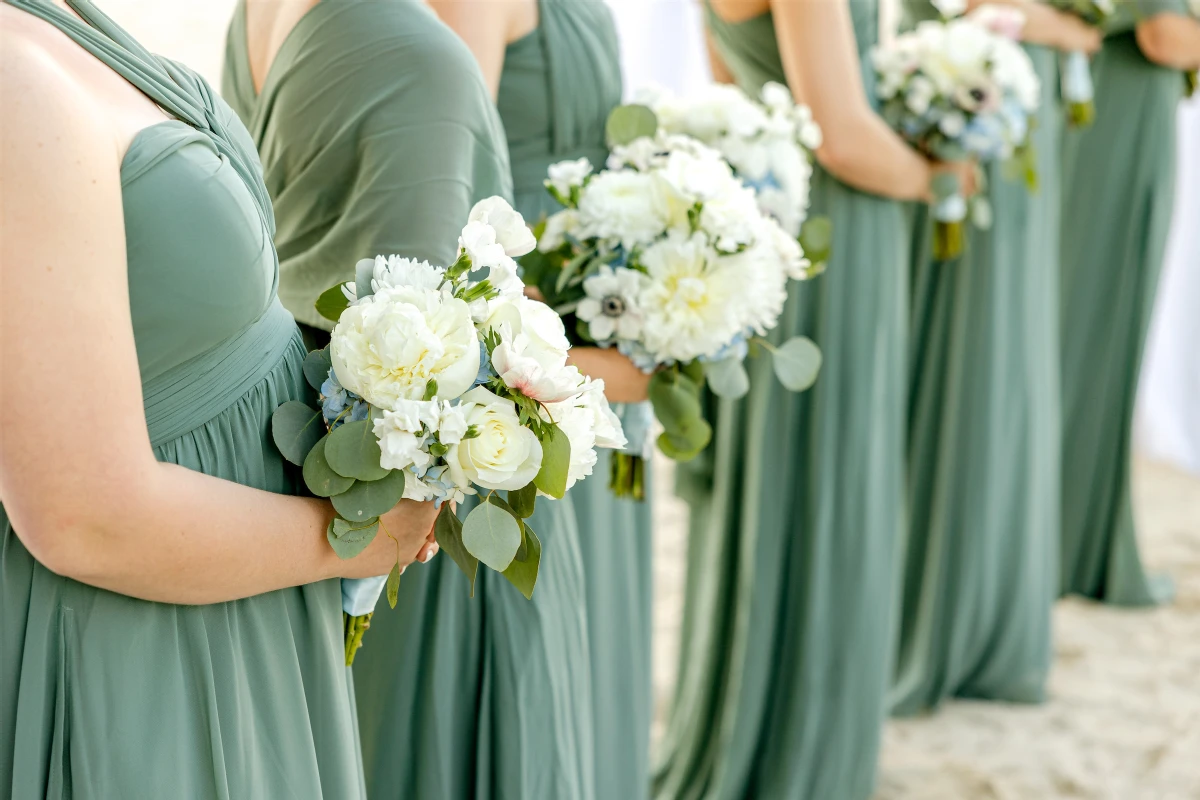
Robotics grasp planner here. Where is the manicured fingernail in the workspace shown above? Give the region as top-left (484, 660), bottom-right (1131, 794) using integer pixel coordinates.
top-left (422, 545), bottom-right (439, 563)
top-left (400, 566), bottom-right (407, 575)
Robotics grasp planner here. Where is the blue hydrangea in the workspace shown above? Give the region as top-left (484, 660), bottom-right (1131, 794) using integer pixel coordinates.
top-left (617, 340), bottom-right (662, 373)
top-left (320, 370), bottom-right (349, 422)
top-left (700, 332), bottom-right (750, 364)
top-left (473, 339), bottom-right (495, 387)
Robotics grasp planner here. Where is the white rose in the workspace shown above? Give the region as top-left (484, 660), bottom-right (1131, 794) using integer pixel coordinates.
top-left (490, 328), bottom-right (584, 404)
top-left (577, 170), bottom-right (670, 249)
top-left (546, 157), bottom-right (594, 198)
top-left (373, 411), bottom-right (433, 472)
top-left (484, 294), bottom-right (571, 355)
top-left (459, 220), bottom-right (508, 269)
top-left (330, 285), bottom-right (480, 407)
top-left (371, 255), bottom-right (444, 293)
top-left (468, 196), bottom-right (536, 257)
top-left (447, 386), bottom-right (543, 491)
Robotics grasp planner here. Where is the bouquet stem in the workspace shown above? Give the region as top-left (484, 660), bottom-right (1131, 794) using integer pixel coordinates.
top-left (1187, 70), bottom-right (1197, 99)
top-left (933, 220), bottom-right (965, 261)
top-left (344, 612), bottom-right (373, 666)
top-left (610, 452), bottom-right (646, 501)
top-left (1066, 100), bottom-right (1095, 128)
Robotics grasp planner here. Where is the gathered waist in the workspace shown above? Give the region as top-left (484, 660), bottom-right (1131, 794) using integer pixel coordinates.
top-left (142, 301), bottom-right (302, 447)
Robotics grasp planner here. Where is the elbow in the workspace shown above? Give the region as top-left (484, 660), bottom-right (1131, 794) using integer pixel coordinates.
top-left (11, 494), bottom-right (129, 584)
top-left (1136, 17), bottom-right (1198, 69)
top-left (813, 138), bottom-right (854, 181)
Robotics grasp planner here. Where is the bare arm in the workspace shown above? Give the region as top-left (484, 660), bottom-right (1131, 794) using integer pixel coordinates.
top-left (0, 38), bottom-right (437, 605)
top-left (428, 0), bottom-right (534, 100)
top-left (705, 26), bottom-right (737, 85)
top-left (1136, 13), bottom-right (1200, 69)
top-left (967, 0), bottom-right (1102, 53)
top-left (770, 0), bottom-right (941, 201)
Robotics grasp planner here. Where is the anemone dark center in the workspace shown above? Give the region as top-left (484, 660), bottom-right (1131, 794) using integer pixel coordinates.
top-left (602, 295), bottom-right (627, 317)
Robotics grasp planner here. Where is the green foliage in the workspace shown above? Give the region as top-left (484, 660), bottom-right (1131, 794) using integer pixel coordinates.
top-left (606, 104), bottom-right (659, 148)
top-left (423, 379), bottom-right (439, 401)
top-left (354, 258), bottom-right (376, 302)
top-left (705, 357), bottom-right (750, 399)
top-left (326, 516), bottom-right (379, 560)
top-left (799, 215), bottom-right (833, 271)
top-left (330, 469), bottom-right (407, 522)
top-left (501, 524), bottom-right (542, 600)
top-left (772, 336), bottom-right (823, 392)
top-left (325, 419), bottom-right (389, 481)
top-left (462, 496), bottom-right (523, 572)
top-left (303, 348), bottom-right (333, 392)
top-left (303, 435), bottom-right (356, 497)
top-left (533, 422), bottom-right (571, 499)
top-left (315, 283), bottom-right (350, 323)
top-left (508, 482), bottom-right (537, 519)
top-left (271, 401), bottom-right (325, 466)
top-left (930, 170), bottom-right (960, 202)
top-left (649, 370), bottom-right (711, 461)
top-left (386, 561), bottom-right (402, 609)
top-left (434, 503), bottom-right (479, 596)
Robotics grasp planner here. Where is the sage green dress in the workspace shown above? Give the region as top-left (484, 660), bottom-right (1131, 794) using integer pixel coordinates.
top-left (891, 0), bottom-right (1061, 714)
top-left (654, 4), bottom-right (907, 799)
top-left (1, 1), bottom-right (364, 797)
top-left (223, 3), bottom-right (596, 798)
top-left (498, 3), bottom-right (652, 797)
top-left (1058, 2), bottom-right (1186, 606)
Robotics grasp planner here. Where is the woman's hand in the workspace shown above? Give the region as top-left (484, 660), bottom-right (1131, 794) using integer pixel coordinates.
top-left (339, 500), bottom-right (441, 580)
top-left (1017, 3), bottom-right (1102, 54)
top-left (927, 160), bottom-right (980, 204)
top-left (567, 347), bottom-right (652, 403)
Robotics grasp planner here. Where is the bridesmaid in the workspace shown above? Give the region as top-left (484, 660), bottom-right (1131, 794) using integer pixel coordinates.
top-left (892, 0), bottom-right (1101, 714)
top-left (0, 0), bottom-right (437, 796)
top-left (223, 2), bottom-right (636, 798)
top-left (429, 1), bottom-right (655, 796)
top-left (1059, 1), bottom-right (1200, 605)
top-left (654, 2), bottom-right (968, 798)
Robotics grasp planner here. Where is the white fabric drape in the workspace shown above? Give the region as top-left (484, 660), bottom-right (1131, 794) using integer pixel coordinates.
top-left (605, 0), bottom-right (712, 98)
top-left (1136, 96), bottom-right (1200, 476)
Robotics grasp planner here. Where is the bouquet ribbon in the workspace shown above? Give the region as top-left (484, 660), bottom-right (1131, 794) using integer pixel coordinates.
top-left (1060, 51), bottom-right (1093, 104)
top-left (343, 575), bottom-right (388, 617)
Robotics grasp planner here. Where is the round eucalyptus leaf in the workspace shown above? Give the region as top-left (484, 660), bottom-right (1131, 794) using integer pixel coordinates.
top-left (705, 357), bottom-right (750, 399)
top-left (326, 517), bottom-right (379, 560)
top-left (271, 401), bottom-right (325, 466)
top-left (303, 436), bottom-right (355, 497)
top-left (325, 419), bottom-right (389, 481)
top-left (648, 372), bottom-right (703, 437)
top-left (355, 258), bottom-right (376, 302)
top-left (772, 336), bottom-right (823, 392)
top-left (315, 283), bottom-right (350, 323)
top-left (461, 498), bottom-right (523, 572)
top-left (606, 104), bottom-right (658, 148)
top-left (331, 469), bottom-right (407, 522)
top-left (303, 348), bottom-right (333, 392)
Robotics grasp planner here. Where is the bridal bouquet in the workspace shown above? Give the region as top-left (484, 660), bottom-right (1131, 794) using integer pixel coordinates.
top-left (1043, 0), bottom-right (1112, 126)
top-left (637, 82), bottom-right (832, 269)
top-left (521, 106), bottom-right (823, 499)
top-left (872, 14), bottom-right (1041, 258)
top-left (271, 197), bottom-right (625, 664)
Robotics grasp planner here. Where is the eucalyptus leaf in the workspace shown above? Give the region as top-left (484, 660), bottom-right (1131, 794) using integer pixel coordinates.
top-left (606, 104), bottom-right (658, 148)
top-left (355, 258), bottom-right (376, 302)
top-left (657, 423), bottom-right (710, 462)
top-left (326, 517), bottom-right (379, 559)
top-left (386, 561), bottom-right (402, 609)
top-left (705, 357), bottom-right (750, 399)
top-left (303, 348), bottom-right (333, 392)
top-left (315, 283), bottom-right (350, 323)
top-left (799, 215), bottom-right (833, 266)
top-left (533, 423), bottom-right (571, 500)
top-left (648, 372), bottom-right (703, 437)
top-left (434, 504), bottom-right (478, 596)
top-left (501, 524), bottom-right (542, 600)
top-left (462, 498), bottom-right (523, 572)
top-left (331, 469), bottom-right (407, 522)
top-left (325, 419), bottom-right (389, 481)
top-left (303, 436), bottom-right (355, 497)
top-left (271, 401), bottom-right (325, 466)
top-left (772, 336), bottom-right (823, 392)
top-left (508, 482), bottom-right (537, 519)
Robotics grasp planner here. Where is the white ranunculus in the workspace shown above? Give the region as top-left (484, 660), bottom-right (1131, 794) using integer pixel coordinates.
top-left (577, 170), bottom-right (670, 250)
top-left (330, 285), bottom-right (480, 407)
top-left (447, 386), bottom-right (543, 491)
top-left (371, 255), bottom-right (445, 293)
top-left (538, 209), bottom-right (581, 252)
top-left (468, 196), bottom-right (536, 257)
top-left (485, 294), bottom-right (572, 356)
top-left (459, 220), bottom-right (508, 269)
top-left (546, 157), bottom-right (593, 198)
top-left (373, 410), bottom-right (434, 472)
top-left (490, 329), bottom-right (584, 404)
top-left (577, 265), bottom-right (647, 342)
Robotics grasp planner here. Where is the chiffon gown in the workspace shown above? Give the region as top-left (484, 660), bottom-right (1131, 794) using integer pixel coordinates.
top-left (654, 4), bottom-right (908, 799)
top-left (890, 4), bottom-right (1061, 715)
top-left (223, 3), bottom-right (597, 798)
top-left (1058, 9), bottom-right (1186, 607)
top-left (1, 1), bottom-right (364, 797)
top-left (497, 3), bottom-right (653, 797)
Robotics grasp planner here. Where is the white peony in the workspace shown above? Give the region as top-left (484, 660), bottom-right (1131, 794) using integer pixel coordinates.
top-left (490, 327), bottom-right (585, 404)
top-left (577, 265), bottom-right (647, 342)
top-left (330, 285), bottom-right (480, 408)
top-left (447, 387), bottom-right (543, 491)
top-left (370, 255), bottom-right (445, 293)
top-left (546, 157), bottom-right (594, 198)
top-left (468, 196), bottom-right (536, 258)
top-left (577, 170), bottom-right (670, 250)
